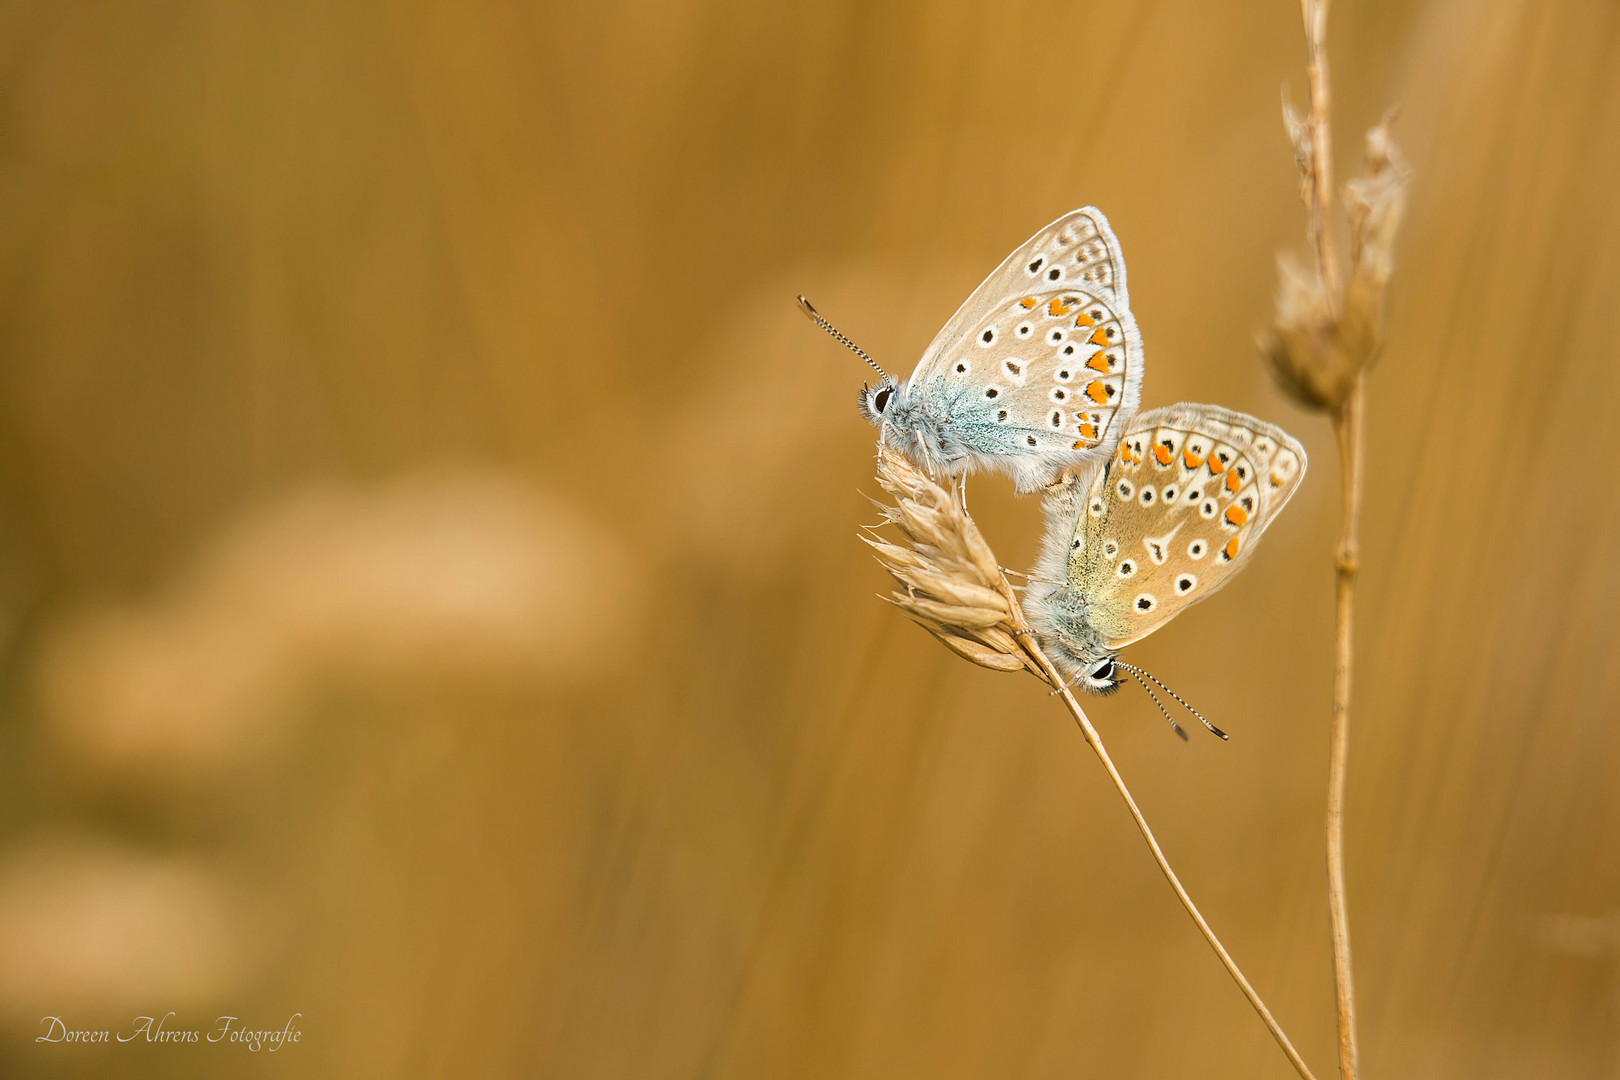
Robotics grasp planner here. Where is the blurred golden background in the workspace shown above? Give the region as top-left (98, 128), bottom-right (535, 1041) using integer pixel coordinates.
top-left (0, 0), bottom-right (1617, 1076)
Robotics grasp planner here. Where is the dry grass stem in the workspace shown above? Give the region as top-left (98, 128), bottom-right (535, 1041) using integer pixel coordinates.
top-left (866, 444), bottom-right (1320, 1080)
top-left (1263, 3), bottom-right (1409, 1077)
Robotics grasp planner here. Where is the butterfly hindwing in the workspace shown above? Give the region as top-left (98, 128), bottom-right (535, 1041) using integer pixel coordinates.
top-left (892, 208), bottom-right (1144, 492)
top-left (1054, 404), bottom-right (1307, 649)
top-left (907, 288), bottom-right (1141, 481)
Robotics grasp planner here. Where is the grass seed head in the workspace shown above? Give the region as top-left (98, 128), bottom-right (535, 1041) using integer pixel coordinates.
top-left (865, 446), bottom-right (1049, 681)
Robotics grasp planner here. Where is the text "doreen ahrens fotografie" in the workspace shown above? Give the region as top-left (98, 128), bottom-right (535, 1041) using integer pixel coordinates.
top-left (38, 1013), bottom-right (302, 1051)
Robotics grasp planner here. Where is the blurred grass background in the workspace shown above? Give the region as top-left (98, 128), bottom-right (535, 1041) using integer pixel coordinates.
top-left (0, 0), bottom-right (1618, 1076)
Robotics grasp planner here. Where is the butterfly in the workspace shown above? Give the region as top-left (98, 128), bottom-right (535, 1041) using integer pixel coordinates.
top-left (803, 207), bottom-right (1145, 494)
top-left (1026, 403), bottom-right (1307, 703)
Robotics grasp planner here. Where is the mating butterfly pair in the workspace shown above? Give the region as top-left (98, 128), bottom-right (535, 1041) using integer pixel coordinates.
top-left (813, 207), bottom-right (1307, 702)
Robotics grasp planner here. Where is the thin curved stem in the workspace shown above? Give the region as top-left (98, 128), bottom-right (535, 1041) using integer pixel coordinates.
top-left (1016, 632), bottom-right (1320, 1080)
top-left (1300, 0), bottom-right (1363, 1073)
top-left (1327, 380), bottom-right (1364, 1079)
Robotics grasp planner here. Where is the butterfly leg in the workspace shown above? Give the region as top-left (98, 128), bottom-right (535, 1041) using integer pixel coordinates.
top-left (1048, 665), bottom-right (1086, 696)
top-left (1002, 567), bottom-right (1066, 586)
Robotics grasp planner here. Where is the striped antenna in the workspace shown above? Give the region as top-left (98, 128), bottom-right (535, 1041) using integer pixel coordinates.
top-left (797, 295), bottom-right (890, 382)
top-left (1117, 660), bottom-right (1228, 740)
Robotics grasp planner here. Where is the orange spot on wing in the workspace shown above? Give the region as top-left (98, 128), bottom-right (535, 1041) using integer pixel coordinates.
top-left (1207, 456), bottom-right (1226, 475)
top-left (1088, 327), bottom-right (1110, 346)
top-left (1270, 471), bottom-right (1283, 486)
top-left (1085, 381), bottom-right (1109, 404)
top-left (1225, 470), bottom-right (1242, 492)
top-left (1020, 297), bottom-right (1038, 309)
top-left (1183, 449), bottom-right (1204, 469)
top-left (1078, 422), bottom-right (1098, 440)
top-left (1073, 311), bottom-right (1096, 328)
top-left (1225, 505), bottom-right (1248, 526)
top-left (1085, 352), bottom-right (1111, 372)
top-left (1048, 298), bottom-right (1071, 316)
top-left (1224, 537), bottom-right (1241, 559)
top-left (1153, 443), bottom-right (1173, 466)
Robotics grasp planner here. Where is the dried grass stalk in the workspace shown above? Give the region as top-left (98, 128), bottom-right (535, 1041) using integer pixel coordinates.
top-left (865, 443), bottom-right (1319, 1080)
top-left (1262, 3), bottom-right (1410, 1077)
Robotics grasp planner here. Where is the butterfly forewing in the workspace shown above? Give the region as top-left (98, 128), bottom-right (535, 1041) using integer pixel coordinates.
top-left (1062, 404), bottom-right (1307, 649)
top-left (916, 207), bottom-right (1130, 365)
top-left (901, 208), bottom-right (1144, 490)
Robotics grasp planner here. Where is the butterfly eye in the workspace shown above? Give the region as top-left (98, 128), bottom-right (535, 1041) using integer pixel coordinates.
top-left (1086, 657), bottom-right (1116, 682)
top-left (872, 387), bottom-right (892, 412)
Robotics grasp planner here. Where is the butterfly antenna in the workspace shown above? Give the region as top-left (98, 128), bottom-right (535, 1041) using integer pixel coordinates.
top-left (1117, 661), bottom-right (1228, 741)
top-left (1119, 666), bottom-right (1188, 741)
top-left (796, 295), bottom-right (890, 382)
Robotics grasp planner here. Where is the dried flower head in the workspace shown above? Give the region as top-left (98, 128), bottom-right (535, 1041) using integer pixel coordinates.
top-left (1341, 114), bottom-right (1409, 364)
top-left (1262, 111), bottom-right (1409, 413)
top-left (863, 444), bottom-right (1051, 682)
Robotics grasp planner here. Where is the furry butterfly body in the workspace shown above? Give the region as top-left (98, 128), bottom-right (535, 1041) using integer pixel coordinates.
top-left (1028, 403), bottom-right (1307, 689)
top-left (857, 207), bottom-right (1145, 493)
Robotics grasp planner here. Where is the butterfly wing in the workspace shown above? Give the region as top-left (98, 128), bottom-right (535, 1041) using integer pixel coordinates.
top-left (1056, 403), bottom-right (1307, 649)
top-left (918, 206), bottom-right (1131, 354)
top-left (895, 208), bottom-right (1144, 492)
